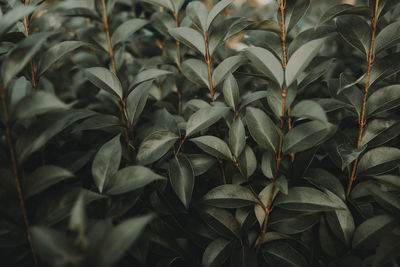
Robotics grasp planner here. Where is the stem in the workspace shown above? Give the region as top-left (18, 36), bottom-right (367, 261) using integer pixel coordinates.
top-left (204, 32), bottom-right (215, 102)
top-left (173, 12), bottom-right (183, 115)
top-left (174, 136), bottom-right (186, 156)
top-left (218, 159), bottom-right (227, 184)
top-left (0, 84), bottom-right (38, 266)
top-left (101, 0), bottom-right (117, 75)
top-left (346, 0), bottom-right (379, 197)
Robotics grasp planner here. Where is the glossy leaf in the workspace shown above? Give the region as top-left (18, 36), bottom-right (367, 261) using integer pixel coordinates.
top-left (169, 155), bottom-right (194, 209)
top-left (201, 184), bottom-right (258, 208)
top-left (137, 130), bottom-right (178, 165)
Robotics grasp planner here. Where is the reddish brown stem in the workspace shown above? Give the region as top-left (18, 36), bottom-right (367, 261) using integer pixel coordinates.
top-left (218, 159), bottom-right (227, 184)
top-left (346, 0), bottom-right (379, 197)
top-left (173, 12), bottom-right (183, 115)
top-left (101, 0), bottom-right (117, 75)
top-left (174, 136), bottom-right (186, 156)
top-left (0, 85), bottom-right (38, 266)
top-left (204, 32), bottom-right (215, 102)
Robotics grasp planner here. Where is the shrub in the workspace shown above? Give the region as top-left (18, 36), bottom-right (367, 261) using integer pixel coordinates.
top-left (1, 0), bottom-right (400, 266)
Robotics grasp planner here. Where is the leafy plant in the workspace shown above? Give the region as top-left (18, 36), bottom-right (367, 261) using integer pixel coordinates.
top-left (1, 0), bottom-right (400, 266)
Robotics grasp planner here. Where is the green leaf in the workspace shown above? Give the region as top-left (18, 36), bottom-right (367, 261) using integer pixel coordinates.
top-left (190, 135), bottom-right (232, 160)
top-left (0, 5), bottom-right (35, 38)
top-left (169, 27), bottom-right (206, 56)
top-left (1, 32), bottom-right (52, 87)
top-left (137, 130), bottom-right (178, 165)
top-left (169, 155), bottom-right (194, 209)
top-left (151, 12), bottom-right (175, 35)
top-left (23, 165), bottom-right (75, 198)
top-left (126, 81), bottom-right (152, 126)
top-left (129, 69), bottom-right (171, 92)
top-left (12, 91), bottom-right (68, 120)
top-left (361, 118), bottom-right (400, 147)
top-left (283, 0), bottom-right (310, 33)
top-left (318, 4), bottom-right (371, 25)
top-left (38, 41), bottom-right (89, 76)
top-left (245, 107), bottom-right (279, 153)
top-left (255, 184), bottom-right (279, 226)
top-left (263, 241), bottom-right (308, 267)
top-left (244, 20), bottom-right (281, 35)
top-left (85, 67), bottom-right (123, 98)
top-left (212, 55), bottom-right (244, 87)
top-left (97, 214), bottom-right (153, 267)
top-left (141, 0), bottom-right (174, 11)
top-left (69, 192), bottom-right (86, 235)
top-left (186, 154), bottom-right (216, 176)
top-left (181, 58), bottom-right (210, 88)
top-left (201, 184), bottom-right (258, 208)
top-left (261, 151), bottom-right (276, 179)
top-left (285, 38), bottom-right (324, 87)
top-left (357, 147), bottom-right (400, 176)
top-left (111, 19), bottom-right (148, 47)
top-left (229, 117), bottom-right (245, 158)
top-left (61, 7), bottom-right (102, 21)
top-left (366, 85), bottom-right (400, 116)
top-left (352, 214), bottom-right (394, 250)
top-left (222, 73), bottom-right (240, 111)
top-left (283, 121), bottom-right (336, 154)
top-left (245, 47), bottom-right (284, 85)
top-left (202, 238), bottom-right (232, 267)
top-left (336, 16), bottom-right (371, 55)
top-left (275, 186), bottom-right (343, 212)
top-left (238, 145), bottom-right (257, 178)
top-left (92, 134), bottom-right (122, 193)
top-left (374, 21), bottom-right (400, 55)
top-left (186, 1), bottom-right (208, 32)
top-left (206, 0), bottom-right (232, 30)
top-left (185, 106), bottom-right (229, 137)
top-left (105, 166), bottom-right (165, 195)
top-left (304, 168), bottom-right (345, 200)
top-left (369, 53), bottom-right (400, 87)
top-left (290, 100), bottom-right (328, 122)
top-left (200, 206), bottom-right (241, 239)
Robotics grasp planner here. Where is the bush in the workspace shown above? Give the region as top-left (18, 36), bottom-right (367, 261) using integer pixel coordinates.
top-left (1, 0), bottom-right (400, 266)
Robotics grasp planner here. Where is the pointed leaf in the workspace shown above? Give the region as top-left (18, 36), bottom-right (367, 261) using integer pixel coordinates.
top-left (201, 184), bottom-right (258, 208)
top-left (169, 155), bottom-right (194, 209)
top-left (169, 27), bottom-right (206, 56)
top-left (212, 55), bottom-right (244, 87)
top-left (206, 0), bottom-right (232, 30)
top-left (202, 238), bottom-right (232, 267)
top-left (85, 67), bottom-right (123, 98)
top-left (137, 130), bottom-right (178, 165)
top-left (352, 215), bottom-right (394, 249)
top-left (229, 117), bottom-right (245, 157)
top-left (357, 147), bottom-right (400, 176)
top-left (181, 58), bottom-right (209, 87)
top-left (222, 73), bottom-right (240, 111)
top-left (190, 135), bottom-right (232, 160)
top-left (336, 16), bottom-right (371, 55)
top-left (186, 106), bottom-right (229, 137)
top-left (111, 19), bottom-right (148, 47)
top-left (366, 85), bottom-right (400, 116)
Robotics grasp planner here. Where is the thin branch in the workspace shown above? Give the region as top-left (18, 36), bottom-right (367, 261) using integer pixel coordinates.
top-left (346, 0), bottom-right (380, 197)
top-left (173, 12), bottom-right (183, 115)
top-left (204, 32), bottom-right (215, 102)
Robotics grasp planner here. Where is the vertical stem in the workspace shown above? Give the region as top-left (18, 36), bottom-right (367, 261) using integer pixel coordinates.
top-left (218, 159), bottom-right (227, 184)
top-left (173, 12), bottom-right (183, 115)
top-left (204, 32), bottom-right (215, 102)
top-left (101, 0), bottom-right (117, 75)
top-left (346, 0), bottom-right (379, 197)
top-left (0, 84), bottom-right (38, 266)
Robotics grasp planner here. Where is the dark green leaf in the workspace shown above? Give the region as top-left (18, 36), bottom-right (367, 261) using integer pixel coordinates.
top-left (137, 130), bottom-right (178, 165)
top-left (186, 106), bottom-right (229, 137)
top-left (352, 214), bottom-right (394, 249)
top-left (169, 27), bottom-right (206, 56)
top-left (202, 238), bottom-right (232, 267)
top-left (213, 55), bottom-right (244, 88)
top-left (181, 58), bottom-right (210, 87)
top-left (262, 241), bottom-right (308, 267)
top-left (111, 19), bottom-right (148, 47)
top-left (357, 147), bottom-right (400, 176)
top-left (169, 155), bottom-right (194, 209)
top-left (206, 0), bottom-right (232, 30)
top-left (366, 85), bottom-right (400, 116)
top-left (190, 135), bottom-right (232, 160)
top-left (336, 16), bottom-right (371, 55)
top-left (229, 117), bottom-right (245, 158)
top-left (85, 67), bottom-right (123, 98)
top-left (201, 184), bottom-right (258, 208)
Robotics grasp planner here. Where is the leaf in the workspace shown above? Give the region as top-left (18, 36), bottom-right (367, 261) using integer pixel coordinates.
top-left (61, 7), bottom-right (102, 21)
top-left (12, 91), bottom-right (68, 120)
top-left (126, 81), bottom-right (152, 126)
top-left (200, 206), bottom-right (241, 239)
top-left (141, 0), bottom-right (174, 11)
top-left (185, 106), bottom-right (229, 137)
top-left (186, 154), bottom-right (216, 176)
top-left (212, 55), bottom-right (244, 87)
top-left (362, 118), bottom-right (400, 147)
top-left (97, 214), bottom-right (153, 267)
top-left (111, 19), bottom-right (148, 47)
top-left (304, 168), bottom-right (345, 200)
top-left (283, 0), bottom-right (310, 33)
top-left (137, 130), bottom-right (178, 165)
top-left (190, 135), bottom-right (233, 160)
top-left (245, 47), bottom-right (284, 85)
top-left (85, 67), bottom-right (123, 98)
top-left (1, 32), bottom-right (52, 87)
top-left (222, 73), bottom-right (240, 111)
top-left (336, 16), bottom-right (371, 55)
top-left (261, 151), bottom-right (276, 179)
top-left (245, 107), bottom-right (279, 153)
top-left (263, 241), bottom-right (308, 267)
top-left (92, 134), bottom-right (122, 193)
top-left (352, 214), bottom-right (394, 250)
top-left (366, 85), bottom-right (400, 116)
top-left (38, 41), bottom-right (89, 76)
top-left (274, 186), bottom-right (343, 212)
top-left (202, 238), bottom-right (232, 267)
top-left (369, 52), bottom-right (400, 88)
top-left (105, 166), bottom-right (165, 195)
top-left (282, 121), bottom-right (336, 154)
top-left (254, 184), bottom-right (279, 226)
top-left (318, 4), bottom-right (371, 25)
top-left (374, 21), bottom-right (400, 55)
top-left (169, 27), bottom-right (206, 56)
top-left (186, 1), bottom-right (208, 32)
top-left (238, 145), bottom-right (257, 178)
top-left (290, 100), bottom-right (328, 122)
top-left (0, 5), bottom-right (35, 38)
top-left (373, 235), bottom-right (400, 267)
top-left (285, 38), bottom-right (324, 87)
top-left (129, 69), bottom-right (171, 92)
top-left (201, 184), bottom-right (258, 208)
top-left (206, 0), bottom-right (232, 30)
top-left (181, 58), bottom-right (210, 88)
top-left (229, 117), bottom-right (245, 158)
top-left (169, 155), bottom-right (194, 209)
top-left (23, 165), bottom-right (75, 198)
top-left (69, 192), bottom-right (86, 235)
top-left (231, 244), bottom-right (258, 267)
top-left (357, 147), bottom-right (400, 176)
top-left (151, 12), bottom-right (175, 35)
top-left (244, 20), bottom-right (281, 34)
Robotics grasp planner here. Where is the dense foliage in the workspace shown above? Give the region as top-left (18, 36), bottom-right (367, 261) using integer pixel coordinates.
top-left (1, 0), bottom-right (400, 266)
